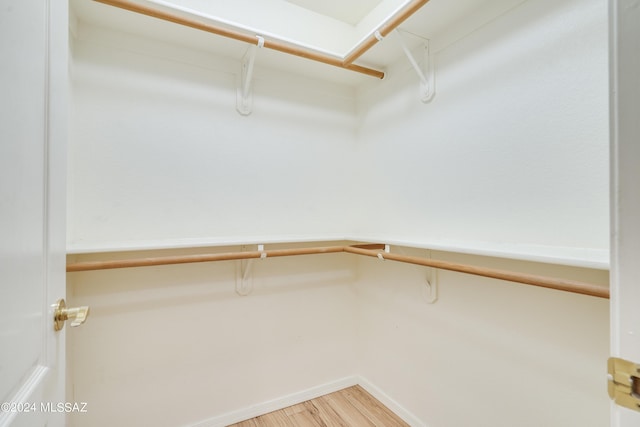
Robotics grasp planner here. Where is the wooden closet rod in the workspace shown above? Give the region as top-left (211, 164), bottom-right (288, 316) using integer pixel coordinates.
top-left (343, 0), bottom-right (432, 65)
top-left (67, 244), bottom-right (609, 299)
top-left (343, 246), bottom-right (610, 299)
top-left (66, 245), bottom-right (348, 272)
top-left (93, 0), bottom-right (386, 79)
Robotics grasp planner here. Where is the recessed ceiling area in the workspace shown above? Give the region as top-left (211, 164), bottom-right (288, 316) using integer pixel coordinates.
top-left (284, 0), bottom-right (384, 26)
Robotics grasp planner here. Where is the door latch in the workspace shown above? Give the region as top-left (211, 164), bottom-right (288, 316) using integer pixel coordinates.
top-left (53, 298), bottom-right (90, 331)
top-left (608, 357), bottom-right (640, 412)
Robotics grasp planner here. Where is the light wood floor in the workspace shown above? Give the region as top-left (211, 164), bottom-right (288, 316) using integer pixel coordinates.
top-left (227, 385), bottom-right (410, 427)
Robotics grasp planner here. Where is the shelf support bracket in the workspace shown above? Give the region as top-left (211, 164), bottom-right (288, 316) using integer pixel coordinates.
top-left (394, 30), bottom-right (435, 103)
top-left (236, 244), bottom-right (265, 296)
top-left (383, 245), bottom-right (438, 303)
top-left (236, 36), bottom-right (264, 116)
top-left (423, 251), bottom-right (439, 304)
top-left (376, 244), bottom-right (391, 261)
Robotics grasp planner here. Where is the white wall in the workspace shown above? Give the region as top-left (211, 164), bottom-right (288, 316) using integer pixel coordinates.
top-left (357, 0), bottom-right (609, 427)
top-left (66, 23), bottom-right (363, 427)
top-left (67, 245), bottom-right (358, 427)
top-left (66, 0), bottom-right (611, 426)
top-left (68, 23), bottom-right (357, 251)
top-left (69, 0), bottom-right (610, 260)
top-left (355, 248), bottom-right (609, 427)
top-left (352, 0), bottom-right (610, 426)
top-left (355, 0), bottom-right (609, 260)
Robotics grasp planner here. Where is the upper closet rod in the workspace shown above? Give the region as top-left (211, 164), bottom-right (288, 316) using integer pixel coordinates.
top-left (343, 0), bottom-right (431, 65)
top-left (66, 243), bottom-right (609, 300)
top-left (93, 0), bottom-right (386, 79)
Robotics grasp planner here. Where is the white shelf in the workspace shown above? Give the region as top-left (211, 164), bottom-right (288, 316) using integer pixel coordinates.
top-left (66, 235), bottom-right (352, 254)
top-left (350, 235), bottom-right (610, 270)
top-left (68, 234), bottom-right (610, 270)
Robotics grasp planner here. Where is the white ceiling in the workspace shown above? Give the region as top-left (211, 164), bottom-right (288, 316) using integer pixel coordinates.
top-left (284, 0), bottom-right (384, 25)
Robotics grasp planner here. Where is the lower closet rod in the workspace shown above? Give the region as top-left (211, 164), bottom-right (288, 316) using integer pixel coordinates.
top-left (343, 246), bottom-right (609, 299)
top-left (66, 244), bottom-right (609, 299)
top-left (66, 245), bottom-right (347, 272)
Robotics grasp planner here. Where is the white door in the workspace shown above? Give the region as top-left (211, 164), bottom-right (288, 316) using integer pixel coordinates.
top-left (0, 1), bottom-right (68, 426)
top-left (609, 0), bottom-right (640, 425)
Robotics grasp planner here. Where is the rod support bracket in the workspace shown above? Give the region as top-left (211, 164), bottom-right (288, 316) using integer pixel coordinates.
top-left (236, 244), bottom-right (264, 296)
top-left (423, 251), bottom-right (439, 304)
top-left (236, 36), bottom-right (264, 116)
top-left (377, 244), bottom-right (391, 261)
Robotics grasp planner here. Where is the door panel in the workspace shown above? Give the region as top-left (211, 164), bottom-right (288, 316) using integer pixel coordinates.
top-left (0, 0), bottom-right (68, 426)
top-left (0, 0), bottom-right (47, 403)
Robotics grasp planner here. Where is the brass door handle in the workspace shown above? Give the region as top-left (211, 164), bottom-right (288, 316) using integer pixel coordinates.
top-left (53, 299), bottom-right (90, 331)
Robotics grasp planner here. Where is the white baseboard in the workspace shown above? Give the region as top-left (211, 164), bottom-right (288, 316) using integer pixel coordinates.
top-left (186, 375), bottom-right (426, 427)
top-left (188, 376), bottom-right (359, 427)
top-left (357, 376), bottom-right (428, 427)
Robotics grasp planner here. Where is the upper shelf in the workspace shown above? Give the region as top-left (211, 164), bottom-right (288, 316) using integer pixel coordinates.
top-left (70, 0), bottom-right (527, 85)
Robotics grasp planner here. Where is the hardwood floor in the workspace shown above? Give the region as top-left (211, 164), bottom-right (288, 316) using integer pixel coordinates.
top-left (228, 385), bottom-right (410, 427)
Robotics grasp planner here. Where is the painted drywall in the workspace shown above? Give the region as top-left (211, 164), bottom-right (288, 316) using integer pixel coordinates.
top-left (355, 0), bottom-right (609, 258)
top-left (351, 0), bottom-right (611, 426)
top-left (67, 22), bottom-right (357, 251)
top-left (355, 249), bottom-right (609, 427)
top-left (67, 22), bottom-right (363, 427)
top-left (69, 0), bottom-right (609, 259)
top-left (65, 0), bottom-right (611, 426)
top-left (66, 245), bottom-right (358, 427)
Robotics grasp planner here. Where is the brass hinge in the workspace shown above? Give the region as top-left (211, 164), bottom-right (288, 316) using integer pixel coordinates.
top-left (608, 357), bottom-right (640, 412)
